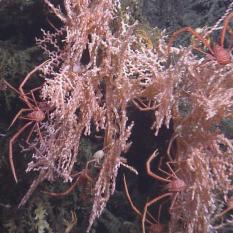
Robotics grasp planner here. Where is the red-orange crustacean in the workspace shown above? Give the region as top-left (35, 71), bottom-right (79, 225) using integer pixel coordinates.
top-left (168, 12), bottom-right (233, 65)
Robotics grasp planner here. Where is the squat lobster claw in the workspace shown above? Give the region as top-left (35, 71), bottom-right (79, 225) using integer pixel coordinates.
top-left (167, 12), bottom-right (233, 65)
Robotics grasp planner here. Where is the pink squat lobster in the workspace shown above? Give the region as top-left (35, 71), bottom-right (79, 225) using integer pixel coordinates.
top-left (141, 150), bottom-right (186, 233)
top-left (168, 12), bottom-right (233, 65)
top-left (5, 61), bottom-right (48, 183)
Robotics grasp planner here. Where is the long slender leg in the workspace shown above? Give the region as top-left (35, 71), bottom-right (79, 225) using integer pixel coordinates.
top-left (35, 123), bottom-right (44, 143)
top-left (167, 27), bottom-right (214, 55)
top-left (4, 80), bottom-right (21, 95)
top-left (43, 167), bottom-right (92, 197)
top-left (8, 109), bottom-right (31, 129)
top-left (167, 133), bottom-right (178, 161)
top-left (42, 176), bottom-right (81, 197)
top-left (169, 192), bottom-right (179, 212)
top-left (123, 175), bottom-right (143, 217)
top-left (21, 87), bottom-right (42, 107)
top-left (132, 99), bottom-right (158, 111)
top-left (142, 193), bottom-right (172, 233)
top-left (25, 123), bottom-right (36, 144)
top-left (166, 162), bottom-right (179, 179)
top-left (157, 204), bottom-right (162, 223)
top-left (155, 161), bottom-right (179, 182)
top-left (146, 151), bottom-right (170, 183)
top-left (158, 160), bottom-right (180, 180)
top-left (19, 60), bottom-right (48, 108)
top-left (192, 45), bottom-right (214, 58)
top-left (123, 175), bottom-right (156, 224)
top-left (29, 87), bottom-right (42, 108)
top-left (4, 80), bottom-right (34, 107)
top-left (19, 117), bottom-right (36, 121)
top-left (9, 122), bottom-right (33, 183)
top-left (220, 12), bottom-right (233, 47)
top-left (166, 160), bottom-right (187, 179)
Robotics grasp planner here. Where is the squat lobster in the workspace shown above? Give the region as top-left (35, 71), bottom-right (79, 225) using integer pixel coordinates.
top-left (167, 12), bottom-right (233, 65)
top-left (5, 61), bottom-right (48, 183)
top-left (141, 150), bottom-right (186, 233)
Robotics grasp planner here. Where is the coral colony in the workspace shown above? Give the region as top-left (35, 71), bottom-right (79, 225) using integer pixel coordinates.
top-left (5, 1), bottom-right (233, 232)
